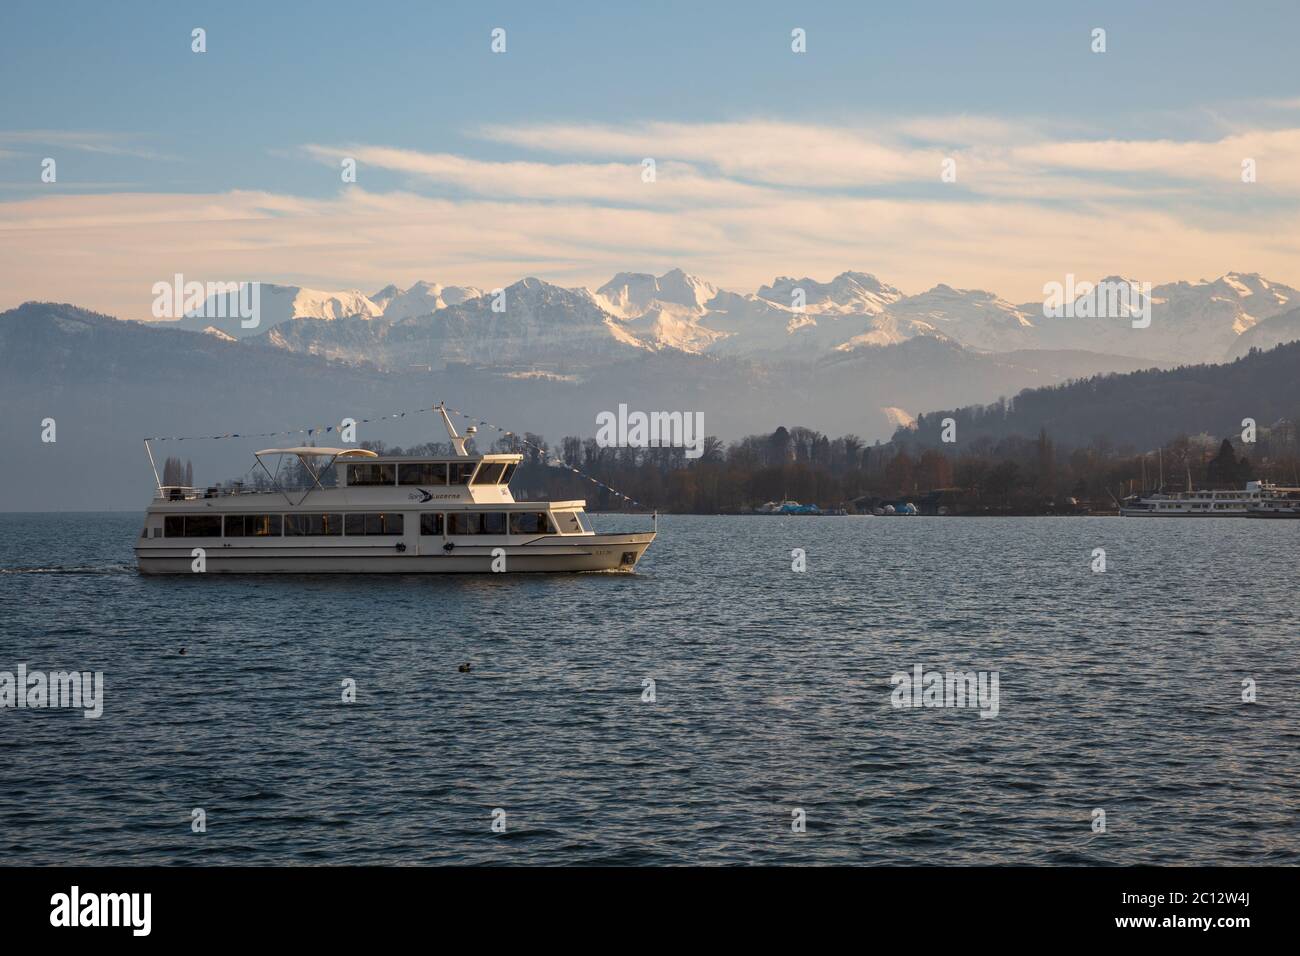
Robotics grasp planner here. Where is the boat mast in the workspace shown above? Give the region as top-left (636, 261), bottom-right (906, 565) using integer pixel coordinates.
top-left (143, 439), bottom-right (162, 491)
top-left (436, 402), bottom-right (475, 457)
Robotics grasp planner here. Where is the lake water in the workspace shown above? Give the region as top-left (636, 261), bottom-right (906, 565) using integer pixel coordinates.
top-left (1, 512), bottom-right (1296, 865)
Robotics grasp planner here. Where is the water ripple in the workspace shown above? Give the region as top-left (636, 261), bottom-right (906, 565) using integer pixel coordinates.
top-left (0, 512), bottom-right (1296, 865)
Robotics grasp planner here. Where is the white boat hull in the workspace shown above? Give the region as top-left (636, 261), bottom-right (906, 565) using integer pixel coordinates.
top-left (1118, 508), bottom-right (1247, 517)
top-left (136, 533), bottom-right (655, 574)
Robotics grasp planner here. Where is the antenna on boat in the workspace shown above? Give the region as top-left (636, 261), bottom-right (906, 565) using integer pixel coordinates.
top-left (143, 439), bottom-right (163, 492)
top-left (436, 401), bottom-right (471, 457)
top-left (1158, 448), bottom-right (1164, 492)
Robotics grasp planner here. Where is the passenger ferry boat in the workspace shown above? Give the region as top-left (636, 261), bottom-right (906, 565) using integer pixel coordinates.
top-left (135, 405), bottom-right (656, 574)
top-left (1119, 480), bottom-right (1300, 517)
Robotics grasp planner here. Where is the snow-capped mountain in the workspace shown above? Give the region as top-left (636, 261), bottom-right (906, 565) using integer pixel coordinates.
top-left (596, 268), bottom-right (717, 317)
top-left (599, 269), bottom-right (926, 356)
top-left (757, 271), bottom-right (903, 315)
top-left (1027, 272), bottom-right (1299, 364)
top-left (593, 269), bottom-right (726, 352)
top-left (200, 325), bottom-right (238, 343)
top-left (369, 284), bottom-right (402, 313)
top-left (264, 277), bottom-right (651, 368)
top-left (879, 284), bottom-right (1036, 353)
top-left (615, 305), bottom-right (731, 354)
top-left (1226, 304), bottom-right (1300, 360)
top-left (690, 289), bottom-right (814, 356)
top-left (388, 277), bottom-right (649, 367)
top-left (175, 283), bottom-right (383, 339)
top-left (377, 280), bottom-right (485, 320)
top-left (1150, 272), bottom-right (1296, 360)
top-left (703, 288), bottom-right (941, 357)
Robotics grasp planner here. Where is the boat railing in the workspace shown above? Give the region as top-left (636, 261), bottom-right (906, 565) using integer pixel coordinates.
top-left (153, 484), bottom-right (252, 501)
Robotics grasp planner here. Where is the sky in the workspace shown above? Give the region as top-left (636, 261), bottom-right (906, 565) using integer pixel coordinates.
top-left (2, 0), bottom-right (1300, 319)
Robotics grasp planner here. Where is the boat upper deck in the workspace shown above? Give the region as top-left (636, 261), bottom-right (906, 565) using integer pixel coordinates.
top-left (151, 450), bottom-right (530, 506)
top-left (340, 453), bottom-right (523, 487)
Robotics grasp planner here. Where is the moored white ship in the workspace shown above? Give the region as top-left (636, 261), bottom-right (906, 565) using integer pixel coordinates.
top-left (135, 405), bottom-right (656, 574)
top-left (1119, 480), bottom-right (1300, 517)
top-left (1246, 486), bottom-right (1300, 518)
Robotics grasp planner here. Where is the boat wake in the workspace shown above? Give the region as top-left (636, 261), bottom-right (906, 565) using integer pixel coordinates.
top-left (0, 564), bottom-right (135, 576)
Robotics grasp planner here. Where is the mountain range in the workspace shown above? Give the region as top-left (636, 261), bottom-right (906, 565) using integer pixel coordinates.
top-left (169, 267), bottom-right (1300, 367)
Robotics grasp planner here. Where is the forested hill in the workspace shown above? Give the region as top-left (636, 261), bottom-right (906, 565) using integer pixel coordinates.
top-left (895, 340), bottom-right (1300, 452)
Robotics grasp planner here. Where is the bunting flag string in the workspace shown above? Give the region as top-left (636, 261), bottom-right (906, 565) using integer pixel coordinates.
top-left (143, 407), bottom-right (434, 442)
top-left (141, 400), bottom-right (647, 510)
top-left (439, 404), bottom-right (647, 510)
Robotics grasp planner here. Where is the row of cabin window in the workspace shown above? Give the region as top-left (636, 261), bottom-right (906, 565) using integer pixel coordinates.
top-left (418, 511), bottom-right (554, 535)
top-left (348, 462), bottom-right (516, 487)
top-left (164, 513), bottom-right (402, 537)
top-left (162, 511), bottom-right (564, 538)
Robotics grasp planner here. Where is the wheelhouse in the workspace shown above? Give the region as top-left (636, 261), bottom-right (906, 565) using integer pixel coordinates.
top-left (340, 453), bottom-right (521, 490)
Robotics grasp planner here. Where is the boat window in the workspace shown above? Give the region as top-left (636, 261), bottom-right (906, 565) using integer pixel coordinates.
top-left (285, 513), bottom-right (344, 535)
top-left (248, 515), bottom-right (282, 536)
top-left (448, 462), bottom-right (478, 485)
top-left (224, 515), bottom-right (281, 537)
top-left (398, 462), bottom-right (448, 485)
top-left (576, 511), bottom-right (594, 533)
top-left (344, 512), bottom-right (404, 535)
top-left (176, 514), bottom-right (222, 537)
top-left (348, 463), bottom-right (396, 486)
top-left (499, 463), bottom-right (517, 484)
top-left (369, 513), bottom-right (402, 535)
top-left (164, 516), bottom-right (183, 537)
top-left (481, 512), bottom-right (507, 534)
top-left (509, 511), bottom-right (552, 534)
top-left (420, 513), bottom-right (444, 535)
top-left (553, 511), bottom-right (583, 534)
top-left (448, 512), bottom-right (482, 535)
top-left (472, 463), bottom-right (506, 485)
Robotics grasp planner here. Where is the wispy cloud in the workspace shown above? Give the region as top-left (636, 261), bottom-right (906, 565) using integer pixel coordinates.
top-left (0, 130), bottom-right (176, 161)
top-left (301, 143), bottom-right (773, 206)
top-left (477, 120), bottom-right (945, 188)
top-left (4, 113), bottom-right (1300, 319)
top-left (1012, 128), bottom-right (1300, 187)
top-left (477, 115), bottom-right (1300, 195)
